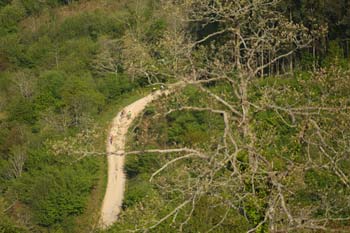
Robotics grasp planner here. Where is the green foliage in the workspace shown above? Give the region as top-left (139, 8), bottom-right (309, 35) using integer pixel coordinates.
top-left (0, 0), bottom-right (11, 7)
top-left (61, 75), bottom-right (104, 116)
top-left (180, 85), bottom-right (207, 106)
top-left (0, 1), bottom-right (151, 231)
top-left (243, 196), bottom-right (267, 231)
top-left (305, 169), bottom-right (338, 190)
top-left (167, 111), bottom-right (224, 146)
top-left (25, 36), bottom-right (55, 68)
top-left (16, 157), bottom-right (98, 227)
top-left (145, 19), bottom-right (167, 43)
top-left (58, 38), bottom-right (97, 74)
top-left (97, 74), bottom-right (137, 102)
top-left (0, 4), bottom-right (25, 34)
top-left (294, 189), bottom-right (321, 205)
top-left (0, 34), bottom-right (31, 67)
top-left (35, 71), bottom-right (66, 111)
top-left (182, 197), bottom-right (250, 233)
top-left (18, 0), bottom-right (44, 15)
top-left (253, 109), bottom-right (301, 167)
top-left (57, 12), bottom-right (123, 40)
top-left (8, 98), bottom-right (37, 125)
top-left (323, 40), bottom-right (348, 67)
top-left (300, 51), bottom-right (316, 70)
top-left (123, 174), bottom-right (153, 208)
top-left (125, 153), bottom-right (161, 179)
top-left (0, 215), bottom-right (27, 233)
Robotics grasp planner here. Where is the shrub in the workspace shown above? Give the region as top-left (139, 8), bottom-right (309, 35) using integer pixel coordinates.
top-left (97, 73), bottom-right (136, 102)
top-left (17, 159), bottom-right (98, 227)
top-left (61, 75), bottom-right (105, 121)
top-left (0, 4), bottom-right (25, 34)
top-left (123, 175), bottom-right (153, 208)
top-left (8, 98), bottom-right (37, 125)
top-left (57, 12), bottom-right (123, 40)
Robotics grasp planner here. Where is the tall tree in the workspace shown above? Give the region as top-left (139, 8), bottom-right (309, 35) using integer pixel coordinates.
top-left (121, 0), bottom-right (350, 231)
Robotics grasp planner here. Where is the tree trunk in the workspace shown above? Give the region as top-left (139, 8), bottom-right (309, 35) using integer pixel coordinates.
top-left (313, 40), bottom-right (316, 71)
top-left (235, 30), bottom-right (242, 70)
top-left (261, 51), bottom-right (264, 78)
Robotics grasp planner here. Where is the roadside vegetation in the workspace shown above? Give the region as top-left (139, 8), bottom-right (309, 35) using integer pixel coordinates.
top-left (0, 0), bottom-right (165, 232)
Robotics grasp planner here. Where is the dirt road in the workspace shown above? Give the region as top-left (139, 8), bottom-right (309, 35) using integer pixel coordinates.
top-left (99, 83), bottom-right (183, 229)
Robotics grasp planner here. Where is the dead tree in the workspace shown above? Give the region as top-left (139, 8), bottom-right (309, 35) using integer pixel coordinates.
top-left (120, 0), bottom-right (350, 232)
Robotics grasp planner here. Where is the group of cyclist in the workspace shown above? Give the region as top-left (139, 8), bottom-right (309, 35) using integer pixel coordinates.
top-left (120, 109), bottom-right (131, 119)
top-left (110, 84), bottom-right (166, 146)
top-left (109, 109), bottom-right (132, 145)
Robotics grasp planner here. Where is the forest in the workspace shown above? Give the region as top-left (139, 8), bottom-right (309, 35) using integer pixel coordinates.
top-left (0, 0), bottom-right (349, 232)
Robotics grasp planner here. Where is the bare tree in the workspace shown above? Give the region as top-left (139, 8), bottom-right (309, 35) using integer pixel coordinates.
top-left (8, 146), bottom-right (27, 179)
top-left (116, 0), bottom-right (350, 232)
top-left (11, 71), bottom-right (35, 99)
top-left (91, 37), bottom-right (122, 76)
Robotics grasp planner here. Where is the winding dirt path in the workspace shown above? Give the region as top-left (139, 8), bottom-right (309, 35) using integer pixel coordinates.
top-left (99, 83), bottom-right (183, 229)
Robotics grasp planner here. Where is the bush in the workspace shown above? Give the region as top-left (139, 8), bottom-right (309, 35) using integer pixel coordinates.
top-left (17, 159), bottom-right (98, 227)
top-left (0, 4), bottom-right (25, 34)
top-left (123, 175), bottom-right (153, 208)
top-left (57, 12), bottom-right (123, 40)
top-left (0, 217), bottom-right (27, 233)
top-left (25, 36), bottom-right (55, 68)
top-left (97, 73), bottom-right (137, 102)
top-left (304, 169), bottom-right (338, 190)
top-left (300, 51), bottom-right (317, 70)
top-left (34, 71), bottom-right (66, 111)
top-left (8, 98), bottom-right (37, 125)
top-left (18, 0), bottom-right (44, 15)
top-left (0, 0), bottom-right (11, 7)
top-left (323, 41), bottom-right (348, 68)
top-left (0, 34), bottom-right (32, 67)
top-left (61, 75), bottom-right (105, 121)
top-left (166, 111), bottom-right (223, 146)
top-left (125, 153), bottom-right (160, 179)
